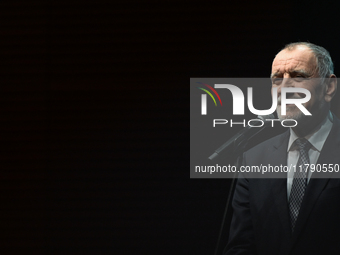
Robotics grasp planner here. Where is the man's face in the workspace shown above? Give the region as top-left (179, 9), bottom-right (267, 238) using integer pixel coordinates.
top-left (271, 46), bottom-right (326, 123)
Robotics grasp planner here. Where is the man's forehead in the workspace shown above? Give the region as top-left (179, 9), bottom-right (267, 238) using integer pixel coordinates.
top-left (271, 48), bottom-right (317, 73)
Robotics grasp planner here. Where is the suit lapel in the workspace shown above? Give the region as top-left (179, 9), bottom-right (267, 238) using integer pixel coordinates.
top-left (271, 177), bottom-right (293, 249)
top-left (266, 131), bottom-right (293, 245)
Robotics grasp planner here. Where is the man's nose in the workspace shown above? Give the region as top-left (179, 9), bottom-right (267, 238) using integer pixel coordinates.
top-left (277, 75), bottom-right (294, 95)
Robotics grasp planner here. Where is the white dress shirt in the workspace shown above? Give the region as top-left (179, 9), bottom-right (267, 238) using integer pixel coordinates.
top-left (287, 112), bottom-right (333, 198)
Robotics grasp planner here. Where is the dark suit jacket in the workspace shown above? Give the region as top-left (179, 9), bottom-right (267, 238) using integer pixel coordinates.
top-left (224, 116), bottom-right (340, 255)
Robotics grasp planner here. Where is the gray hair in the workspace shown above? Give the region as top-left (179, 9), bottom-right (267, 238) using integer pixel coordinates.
top-left (282, 42), bottom-right (334, 78)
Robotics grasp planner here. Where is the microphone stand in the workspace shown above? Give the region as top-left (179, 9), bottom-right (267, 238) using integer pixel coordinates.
top-left (213, 153), bottom-right (242, 255)
top-left (210, 115), bottom-right (275, 254)
top-left (211, 124), bottom-right (269, 254)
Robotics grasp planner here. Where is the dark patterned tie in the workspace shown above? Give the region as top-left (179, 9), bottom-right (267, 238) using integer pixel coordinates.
top-left (289, 138), bottom-right (312, 232)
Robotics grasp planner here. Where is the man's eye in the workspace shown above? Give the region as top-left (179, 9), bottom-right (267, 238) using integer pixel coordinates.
top-left (272, 78), bottom-right (282, 85)
top-left (294, 76), bottom-right (306, 81)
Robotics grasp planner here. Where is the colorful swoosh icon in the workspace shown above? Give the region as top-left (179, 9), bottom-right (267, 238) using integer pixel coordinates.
top-left (197, 82), bottom-right (222, 106)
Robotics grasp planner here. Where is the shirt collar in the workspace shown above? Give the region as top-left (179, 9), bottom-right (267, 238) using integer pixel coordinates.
top-left (287, 111), bottom-right (333, 152)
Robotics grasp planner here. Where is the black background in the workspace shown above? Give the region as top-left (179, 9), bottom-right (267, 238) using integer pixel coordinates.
top-left (2, 0), bottom-right (340, 254)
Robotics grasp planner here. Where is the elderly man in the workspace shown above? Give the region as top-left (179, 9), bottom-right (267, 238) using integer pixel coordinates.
top-left (224, 42), bottom-right (339, 255)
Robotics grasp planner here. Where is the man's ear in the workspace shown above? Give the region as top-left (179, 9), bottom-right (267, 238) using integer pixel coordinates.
top-left (324, 74), bottom-right (337, 103)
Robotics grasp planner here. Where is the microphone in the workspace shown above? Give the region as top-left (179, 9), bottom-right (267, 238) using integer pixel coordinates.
top-left (208, 114), bottom-right (275, 161)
